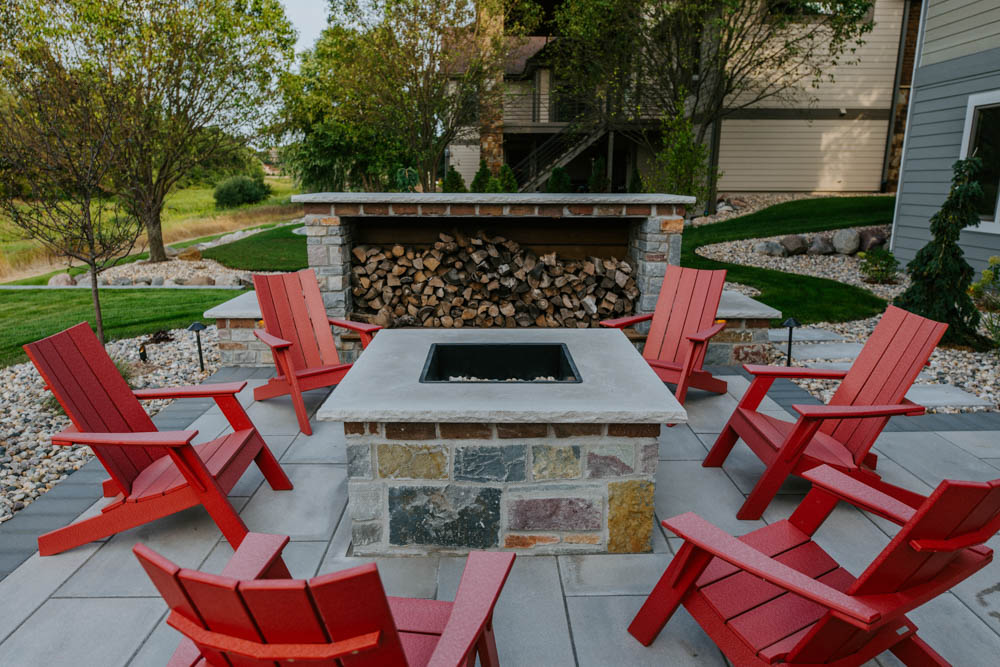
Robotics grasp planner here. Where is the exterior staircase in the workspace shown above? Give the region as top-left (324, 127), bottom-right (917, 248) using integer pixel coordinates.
top-left (512, 125), bottom-right (606, 192)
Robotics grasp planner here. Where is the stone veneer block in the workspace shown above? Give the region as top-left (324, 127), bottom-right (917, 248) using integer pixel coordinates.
top-left (608, 480), bottom-right (654, 553)
top-left (376, 444), bottom-right (448, 479)
top-left (508, 497), bottom-right (602, 532)
top-left (389, 486), bottom-right (501, 548)
top-left (532, 445), bottom-right (581, 480)
top-left (346, 444), bottom-right (372, 478)
top-left (586, 444), bottom-right (635, 478)
top-left (454, 445), bottom-right (526, 482)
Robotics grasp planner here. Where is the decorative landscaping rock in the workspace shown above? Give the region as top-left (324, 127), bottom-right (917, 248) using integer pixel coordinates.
top-left (164, 245), bottom-right (180, 258)
top-left (753, 241), bottom-right (787, 257)
top-left (808, 235), bottom-right (835, 255)
top-left (187, 274), bottom-right (215, 286)
top-left (112, 277), bottom-right (133, 286)
top-left (177, 246), bottom-right (202, 261)
top-left (388, 485), bottom-right (501, 548)
top-left (833, 229), bottom-right (861, 255)
top-left (150, 276), bottom-right (164, 286)
top-left (780, 234), bottom-right (808, 255)
top-left (859, 228), bottom-right (888, 252)
top-left (47, 273), bottom-right (73, 286)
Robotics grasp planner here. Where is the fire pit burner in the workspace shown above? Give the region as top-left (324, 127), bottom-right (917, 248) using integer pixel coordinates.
top-left (419, 343), bottom-right (582, 384)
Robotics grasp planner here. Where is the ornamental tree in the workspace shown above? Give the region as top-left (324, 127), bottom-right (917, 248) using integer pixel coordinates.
top-left (894, 157), bottom-right (991, 349)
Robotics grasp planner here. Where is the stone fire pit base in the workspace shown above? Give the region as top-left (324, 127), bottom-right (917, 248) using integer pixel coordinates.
top-left (344, 421), bottom-right (661, 555)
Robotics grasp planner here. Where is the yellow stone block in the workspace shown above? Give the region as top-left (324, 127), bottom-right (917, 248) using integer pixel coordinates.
top-left (608, 480), bottom-right (654, 553)
top-left (377, 444), bottom-right (448, 479)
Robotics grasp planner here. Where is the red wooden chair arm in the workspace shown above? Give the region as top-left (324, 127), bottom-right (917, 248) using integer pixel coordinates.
top-left (599, 313), bottom-right (653, 329)
top-left (663, 513), bottom-right (881, 627)
top-left (743, 364), bottom-right (851, 380)
top-left (166, 611), bottom-right (380, 662)
top-left (254, 329), bottom-right (293, 349)
top-left (328, 318), bottom-right (381, 348)
top-left (427, 551), bottom-right (516, 667)
top-left (687, 320), bottom-right (727, 343)
top-left (220, 533), bottom-right (291, 580)
top-left (802, 466), bottom-right (919, 525)
top-left (792, 401), bottom-right (925, 420)
top-left (133, 381), bottom-right (247, 401)
top-left (51, 429), bottom-right (198, 448)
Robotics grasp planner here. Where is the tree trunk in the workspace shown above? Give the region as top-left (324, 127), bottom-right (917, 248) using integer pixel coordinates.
top-left (88, 263), bottom-right (105, 344)
top-left (143, 197), bottom-right (168, 262)
top-left (705, 117), bottom-right (723, 215)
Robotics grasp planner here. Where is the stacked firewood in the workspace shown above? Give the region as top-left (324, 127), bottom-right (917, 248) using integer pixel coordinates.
top-left (349, 231), bottom-right (639, 328)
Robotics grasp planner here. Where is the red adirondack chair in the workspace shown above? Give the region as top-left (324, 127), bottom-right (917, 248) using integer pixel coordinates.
top-left (601, 265), bottom-right (728, 404)
top-left (24, 323), bottom-right (292, 556)
top-left (629, 464), bottom-right (1000, 666)
top-left (704, 305), bottom-right (947, 520)
top-left (253, 269), bottom-right (381, 435)
top-left (134, 532), bottom-right (516, 667)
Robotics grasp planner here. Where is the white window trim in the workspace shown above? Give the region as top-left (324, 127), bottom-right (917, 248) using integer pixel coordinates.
top-left (959, 90), bottom-right (1000, 235)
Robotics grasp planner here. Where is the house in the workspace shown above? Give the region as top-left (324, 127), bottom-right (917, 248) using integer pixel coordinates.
top-left (890, 0), bottom-right (1000, 274)
top-left (447, 0), bottom-right (921, 195)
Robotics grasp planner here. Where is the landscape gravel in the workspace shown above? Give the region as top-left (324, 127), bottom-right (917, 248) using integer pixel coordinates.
top-left (786, 315), bottom-right (999, 414)
top-left (99, 257), bottom-right (254, 286)
top-left (697, 225), bottom-right (907, 300)
top-left (0, 326), bottom-right (221, 525)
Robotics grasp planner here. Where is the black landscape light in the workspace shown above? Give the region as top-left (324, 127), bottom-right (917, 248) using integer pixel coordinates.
top-left (782, 317), bottom-right (801, 367)
top-left (187, 322), bottom-right (207, 371)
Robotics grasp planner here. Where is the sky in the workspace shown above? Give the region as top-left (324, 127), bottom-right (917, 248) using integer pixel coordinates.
top-left (279, 0), bottom-right (329, 53)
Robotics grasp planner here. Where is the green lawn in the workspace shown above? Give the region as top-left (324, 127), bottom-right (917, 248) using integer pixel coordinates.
top-left (0, 289), bottom-right (242, 367)
top-left (203, 223), bottom-right (308, 271)
top-left (683, 196), bottom-right (895, 324)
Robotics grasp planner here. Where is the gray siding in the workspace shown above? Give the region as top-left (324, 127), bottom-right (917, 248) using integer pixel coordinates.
top-left (893, 45), bottom-right (1000, 274)
top-left (921, 0), bottom-right (1000, 65)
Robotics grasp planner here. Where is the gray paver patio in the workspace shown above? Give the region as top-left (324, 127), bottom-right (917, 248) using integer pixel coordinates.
top-left (0, 369), bottom-right (999, 665)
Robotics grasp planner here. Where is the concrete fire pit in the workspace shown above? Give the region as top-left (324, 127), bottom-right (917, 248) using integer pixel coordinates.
top-left (317, 328), bottom-right (685, 555)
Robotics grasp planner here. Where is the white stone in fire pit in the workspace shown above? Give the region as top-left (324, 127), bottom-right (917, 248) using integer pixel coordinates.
top-left (317, 328), bottom-right (685, 424)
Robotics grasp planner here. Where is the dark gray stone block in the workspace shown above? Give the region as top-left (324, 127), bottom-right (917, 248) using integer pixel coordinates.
top-left (389, 485), bottom-right (501, 548)
top-left (454, 445), bottom-right (526, 482)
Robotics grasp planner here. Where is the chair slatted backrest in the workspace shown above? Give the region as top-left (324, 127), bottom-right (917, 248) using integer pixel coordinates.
top-left (254, 269), bottom-right (341, 372)
top-left (788, 477), bottom-right (1000, 663)
top-left (135, 547), bottom-right (408, 667)
top-left (821, 306), bottom-right (947, 465)
top-left (24, 323), bottom-right (162, 496)
top-left (643, 266), bottom-right (727, 366)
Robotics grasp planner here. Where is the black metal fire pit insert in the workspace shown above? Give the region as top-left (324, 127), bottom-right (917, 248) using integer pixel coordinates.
top-left (419, 343), bottom-right (582, 383)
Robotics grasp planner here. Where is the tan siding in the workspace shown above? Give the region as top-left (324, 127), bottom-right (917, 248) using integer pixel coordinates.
top-left (922, 0), bottom-right (1000, 65)
top-left (718, 119), bottom-right (889, 191)
top-left (449, 143), bottom-right (481, 186)
top-left (503, 80), bottom-right (534, 124)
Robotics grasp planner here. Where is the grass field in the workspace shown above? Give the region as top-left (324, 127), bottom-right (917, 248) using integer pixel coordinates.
top-left (683, 196), bottom-right (895, 324)
top-left (203, 223), bottom-right (308, 271)
top-left (0, 177), bottom-right (301, 279)
top-left (0, 289), bottom-right (243, 367)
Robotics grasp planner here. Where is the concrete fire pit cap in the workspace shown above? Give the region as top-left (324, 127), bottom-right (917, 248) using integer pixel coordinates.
top-left (317, 328), bottom-right (687, 424)
top-left (293, 192), bottom-right (696, 205)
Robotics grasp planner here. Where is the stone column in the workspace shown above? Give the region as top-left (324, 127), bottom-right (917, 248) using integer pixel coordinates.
top-left (304, 205), bottom-right (360, 362)
top-left (628, 205), bottom-right (685, 331)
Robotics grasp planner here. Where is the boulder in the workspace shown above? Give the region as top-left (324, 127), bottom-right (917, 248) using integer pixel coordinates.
top-left (177, 246), bottom-right (202, 261)
top-left (780, 234), bottom-right (808, 255)
top-left (807, 235), bottom-right (835, 255)
top-left (172, 277), bottom-right (187, 285)
top-left (753, 241), bottom-right (787, 257)
top-left (164, 245), bottom-right (180, 258)
top-left (112, 277), bottom-right (133, 286)
top-left (134, 278), bottom-right (151, 286)
top-left (859, 228), bottom-right (888, 252)
top-left (833, 229), bottom-right (861, 255)
top-left (187, 274), bottom-right (215, 286)
top-left (214, 274), bottom-right (240, 287)
top-left (150, 276), bottom-right (164, 286)
top-left (47, 273), bottom-right (73, 286)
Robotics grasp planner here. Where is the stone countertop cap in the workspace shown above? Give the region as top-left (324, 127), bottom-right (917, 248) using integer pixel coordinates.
top-left (717, 291), bottom-right (781, 320)
top-left (292, 192), bottom-right (696, 206)
top-left (203, 289), bottom-right (780, 323)
top-left (317, 328), bottom-right (687, 424)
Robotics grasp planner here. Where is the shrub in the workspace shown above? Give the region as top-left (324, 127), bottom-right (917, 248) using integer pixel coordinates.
top-left (498, 164), bottom-right (518, 192)
top-left (627, 164), bottom-right (643, 193)
top-left (394, 166), bottom-right (418, 192)
top-left (545, 166), bottom-right (572, 193)
top-left (470, 159), bottom-right (491, 193)
top-left (894, 157), bottom-right (991, 349)
top-left (644, 102), bottom-right (714, 204)
top-left (442, 166), bottom-right (467, 193)
top-left (213, 175), bottom-right (270, 209)
top-left (971, 256), bottom-right (1000, 353)
top-left (485, 176), bottom-right (503, 193)
top-left (588, 156), bottom-right (607, 193)
top-left (857, 247), bottom-right (900, 284)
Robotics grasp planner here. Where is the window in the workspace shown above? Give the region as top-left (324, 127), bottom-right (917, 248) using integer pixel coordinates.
top-left (961, 90), bottom-right (1000, 233)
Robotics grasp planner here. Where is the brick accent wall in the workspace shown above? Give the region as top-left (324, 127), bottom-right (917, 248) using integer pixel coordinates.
top-left (344, 421), bottom-right (660, 555)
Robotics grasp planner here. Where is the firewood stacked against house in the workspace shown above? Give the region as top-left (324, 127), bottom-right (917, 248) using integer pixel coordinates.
top-left (350, 230), bottom-right (639, 328)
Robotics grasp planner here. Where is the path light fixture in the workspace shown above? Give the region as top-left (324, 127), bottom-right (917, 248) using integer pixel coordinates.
top-left (782, 317), bottom-right (801, 366)
top-left (187, 322), bottom-right (207, 372)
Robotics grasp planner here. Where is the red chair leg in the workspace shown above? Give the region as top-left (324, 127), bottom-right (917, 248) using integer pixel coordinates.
top-left (736, 459), bottom-right (796, 520)
top-left (252, 435), bottom-right (293, 491)
top-left (703, 424), bottom-right (739, 467)
top-left (38, 502), bottom-right (175, 556)
top-left (889, 633), bottom-right (950, 666)
top-left (475, 619), bottom-right (501, 667)
top-left (628, 542), bottom-right (712, 646)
